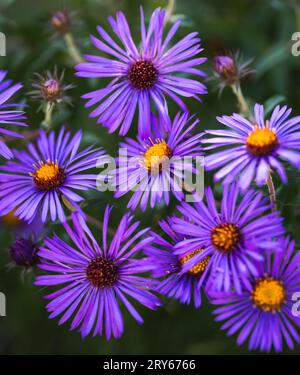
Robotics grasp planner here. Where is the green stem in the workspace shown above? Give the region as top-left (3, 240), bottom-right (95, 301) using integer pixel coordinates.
top-left (42, 103), bottom-right (53, 130)
top-left (61, 195), bottom-right (116, 235)
top-left (266, 172), bottom-right (277, 213)
top-left (231, 82), bottom-right (252, 119)
top-left (64, 32), bottom-right (83, 65)
top-left (164, 0), bottom-right (176, 25)
top-left (86, 214), bottom-right (115, 236)
top-left (1, 129), bottom-right (40, 142)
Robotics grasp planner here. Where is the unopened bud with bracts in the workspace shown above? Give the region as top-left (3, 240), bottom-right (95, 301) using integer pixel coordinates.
top-left (213, 52), bottom-right (253, 92)
top-left (41, 78), bottom-right (61, 102)
top-left (29, 67), bottom-right (74, 110)
top-left (10, 239), bottom-right (39, 268)
top-left (214, 56), bottom-right (238, 84)
top-left (51, 10), bottom-right (71, 35)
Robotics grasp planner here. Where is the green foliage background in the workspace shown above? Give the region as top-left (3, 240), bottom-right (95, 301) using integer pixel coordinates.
top-left (0, 0), bottom-right (300, 354)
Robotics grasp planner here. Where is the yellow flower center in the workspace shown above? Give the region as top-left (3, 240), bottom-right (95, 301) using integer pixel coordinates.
top-left (144, 139), bottom-right (172, 172)
top-left (211, 223), bottom-right (240, 253)
top-left (30, 160), bottom-right (65, 191)
top-left (179, 248), bottom-right (210, 277)
top-left (246, 124), bottom-right (278, 156)
top-left (252, 277), bottom-right (285, 312)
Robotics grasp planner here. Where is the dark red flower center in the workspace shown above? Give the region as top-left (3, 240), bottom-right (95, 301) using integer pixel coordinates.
top-left (86, 256), bottom-right (118, 288)
top-left (128, 59), bottom-right (158, 90)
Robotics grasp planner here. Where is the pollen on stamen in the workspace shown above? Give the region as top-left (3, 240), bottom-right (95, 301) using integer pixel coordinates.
top-left (179, 248), bottom-right (210, 277)
top-left (211, 223), bottom-right (240, 253)
top-left (86, 256), bottom-right (118, 288)
top-left (128, 59), bottom-right (158, 90)
top-left (29, 160), bottom-right (65, 191)
top-left (143, 138), bottom-right (172, 172)
top-left (251, 276), bottom-right (286, 312)
top-left (246, 122), bottom-right (278, 156)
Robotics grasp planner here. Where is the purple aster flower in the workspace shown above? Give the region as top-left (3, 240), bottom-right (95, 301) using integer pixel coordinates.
top-left (145, 216), bottom-right (211, 308)
top-left (112, 112), bottom-right (202, 211)
top-left (204, 104), bottom-right (300, 190)
top-left (0, 127), bottom-right (105, 223)
top-left (75, 7), bottom-right (207, 137)
top-left (172, 183), bottom-right (285, 293)
top-left (0, 70), bottom-right (27, 159)
top-left (35, 207), bottom-right (161, 339)
top-left (210, 237), bottom-right (300, 352)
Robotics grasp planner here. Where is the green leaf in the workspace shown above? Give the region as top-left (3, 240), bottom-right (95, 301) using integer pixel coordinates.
top-left (256, 44), bottom-right (289, 76)
top-left (264, 95), bottom-right (286, 115)
top-left (170, 14), bottom-right (194, 27)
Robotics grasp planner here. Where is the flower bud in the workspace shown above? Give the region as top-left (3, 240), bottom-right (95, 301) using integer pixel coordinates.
top-left (214, 55), bottom-right (238, 84)
top-left (29, 68), bottom-right (73, 108)
top-left (41, 78), bottom-right (61, 102)
top-left (213, 53), bottom-right (253, 91)
top-left (51, 10), bottom-right (70, 35)
top-left (10, 239), bottom-right (38, 267)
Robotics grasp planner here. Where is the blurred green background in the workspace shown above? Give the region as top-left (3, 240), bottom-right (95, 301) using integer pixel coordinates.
top-left (0, 0), bottom-right (300, 355)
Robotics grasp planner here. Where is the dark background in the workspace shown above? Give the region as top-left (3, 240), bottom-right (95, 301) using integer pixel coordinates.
top-left (0, 0), bottom-right (300, 354)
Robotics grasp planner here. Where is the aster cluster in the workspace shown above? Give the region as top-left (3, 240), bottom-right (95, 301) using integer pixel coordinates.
top-left (0, 5), bottom-right (300, 355)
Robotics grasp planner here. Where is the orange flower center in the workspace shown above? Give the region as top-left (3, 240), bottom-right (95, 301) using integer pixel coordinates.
top-left (30, 160), bottom-right (65, 191)
top-left (246, 124), bottom-right (278, 156)
top-left (211, 223), bottom-right (240, 253)
top-left (251, 277), bottom-right (285, 312)
top-left (144, 139), bottom-right (172, 172)
top-left (179, 248), bottom-right (210, 277)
